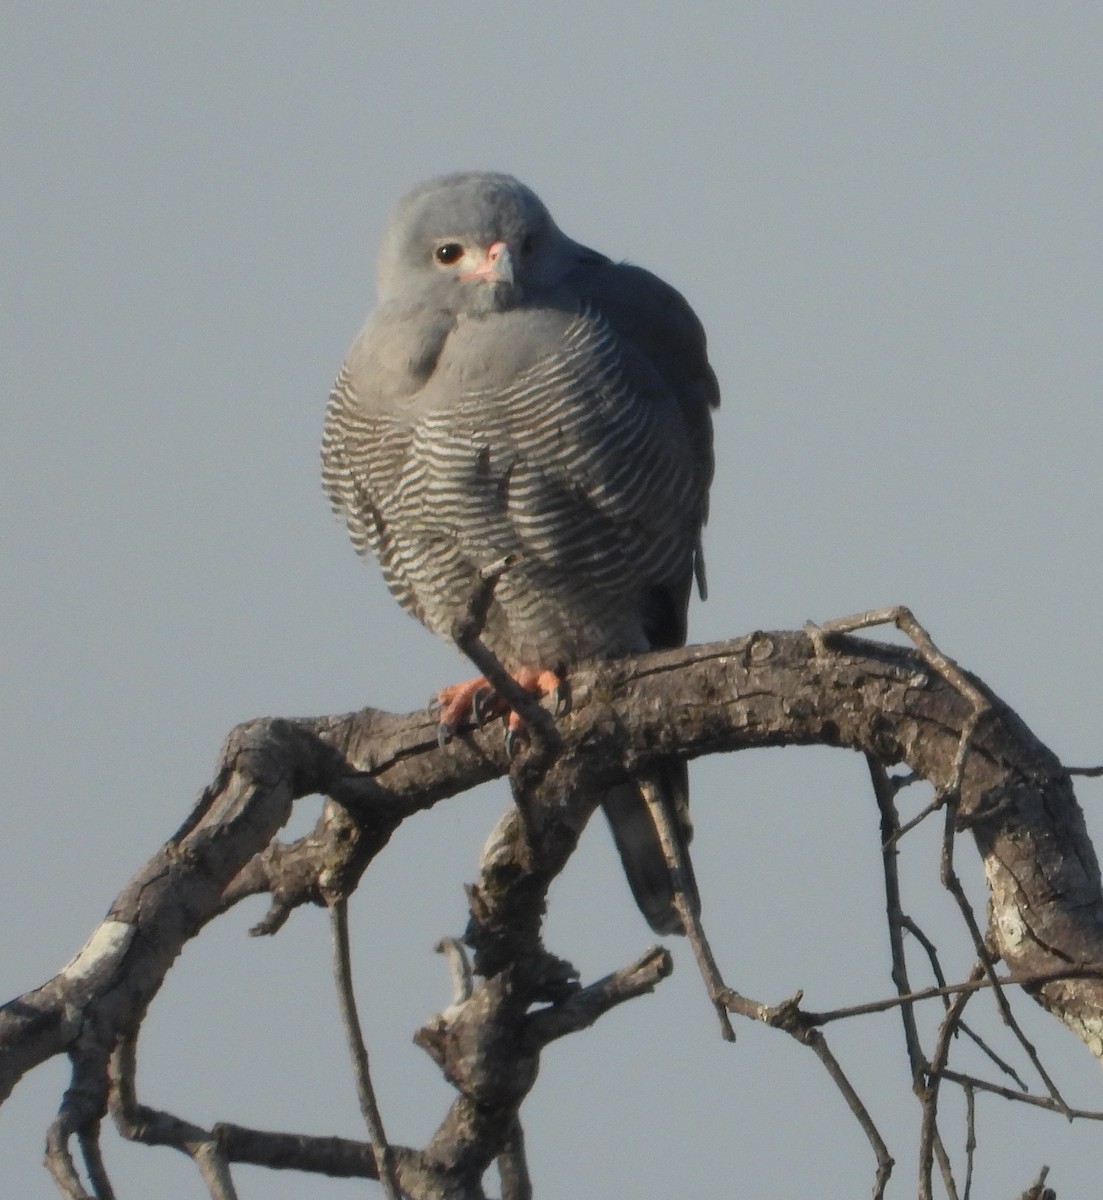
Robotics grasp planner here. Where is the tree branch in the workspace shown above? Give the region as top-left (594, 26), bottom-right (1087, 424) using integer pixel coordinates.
top-left (3, 625), bottom-right (1102, 1197)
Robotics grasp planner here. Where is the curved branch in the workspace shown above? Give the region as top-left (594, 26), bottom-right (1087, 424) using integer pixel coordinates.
top-left (2, 627), bottom-right (1101, 1194)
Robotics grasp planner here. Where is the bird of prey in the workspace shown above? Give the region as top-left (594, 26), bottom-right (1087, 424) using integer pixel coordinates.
top-left (322, 172), bottom-right (718, 934)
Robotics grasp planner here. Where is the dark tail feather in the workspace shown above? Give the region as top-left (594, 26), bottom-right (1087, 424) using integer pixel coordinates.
top-left (601, 759), bottom-right (699, 935)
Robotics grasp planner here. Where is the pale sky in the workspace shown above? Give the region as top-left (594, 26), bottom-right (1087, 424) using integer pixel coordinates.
top-left (2, 5), bottom-right (1102, 1197)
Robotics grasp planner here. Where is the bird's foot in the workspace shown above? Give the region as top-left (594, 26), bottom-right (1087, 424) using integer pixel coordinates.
top-left (433, 667), bottom-right (567, 750)
top-left (433, 676), bottom-right (497, 747)
top-left (502, 667), bottom-right (567, 757)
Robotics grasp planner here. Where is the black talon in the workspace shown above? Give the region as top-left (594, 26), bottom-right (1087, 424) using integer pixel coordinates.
top-left (472, 687), bottom-right (495, 725)
top-left (427, 696), bottom-right (442, 719)
top-left (437, 723), bottom-right (453, 750)
top-left (504, 725), bottom-right (526, 760)
top-left (552, 680), bottom-right (571, 717)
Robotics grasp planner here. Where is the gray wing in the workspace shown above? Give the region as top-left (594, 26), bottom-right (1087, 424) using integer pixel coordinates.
top-left (568, 255), bottom-right (719, 635)
top-left (563, 257), bottom-right (716, 932)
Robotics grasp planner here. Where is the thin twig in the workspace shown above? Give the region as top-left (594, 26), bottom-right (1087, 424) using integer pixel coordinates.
top-left (956, 1020), bottom-right (1029, 1092)
top-left (44, 1124), bottom-right (91, 1200)
top-left (962, 1084), bottom-right (976, 1200)
top-left (882, 790), bottom-right (949, 850)
top-left (940, 1069), bottom-right (1103, 1119)
top-left (931, 1128), bottom-right (961, 1200)
top-left (811, 606), bottom-right (993, 826)
top-left (78, 1123), bottom-right (115, 1200)
top-left (108, 1035), bottom-right (241, 1200)
top-left (918, 962), bottom-right (978, 1200)
top-left (807, 605), bottom-right (989, 721)
top-left (803, 1029), bottom-right (895, 1199)
top-left (870, 754), bottom-right (926, 1080)
top-left (900, 905), bottom-right (1031, 1090)
top-left (637, 769), bottom-right (735, 1041)
top-left (707, 980), bottom-right (896, 1196)
top-left (806, 965), bottom-right (1103, 1025)
top-left (330, 899), bottom-right (403, 1200)
top-left (497, 1119), bottom-right (533, 1200)
top-left (46, 1052), bottom-right (113, 1200)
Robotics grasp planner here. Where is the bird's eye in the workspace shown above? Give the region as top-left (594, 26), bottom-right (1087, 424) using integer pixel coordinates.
top-left (434, 242), bottom-right (464, 265)
top-left (521, 235), bottom-right (535, 256)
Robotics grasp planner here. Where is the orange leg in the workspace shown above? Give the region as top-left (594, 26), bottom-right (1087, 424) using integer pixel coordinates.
top-left (434, 675), bottom-right (495, 735)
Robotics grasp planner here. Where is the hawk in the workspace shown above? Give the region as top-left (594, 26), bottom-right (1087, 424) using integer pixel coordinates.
top-left (322, 172), bottom-right (718, 932)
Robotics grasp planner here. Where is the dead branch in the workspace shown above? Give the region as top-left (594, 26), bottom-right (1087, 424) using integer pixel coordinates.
top-left (2, 625), bottom-right (1102, 1198)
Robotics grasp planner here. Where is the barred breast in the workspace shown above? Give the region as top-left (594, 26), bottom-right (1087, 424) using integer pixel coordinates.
top-left (322, 303), bottom-right (701, 671)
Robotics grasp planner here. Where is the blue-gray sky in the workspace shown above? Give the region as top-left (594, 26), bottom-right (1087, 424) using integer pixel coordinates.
top-left (2, 5), bottom-right (1101, 1197)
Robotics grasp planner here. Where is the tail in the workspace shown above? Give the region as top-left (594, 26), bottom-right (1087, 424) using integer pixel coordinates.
top-left (601, 759), bottom-right (699, 935)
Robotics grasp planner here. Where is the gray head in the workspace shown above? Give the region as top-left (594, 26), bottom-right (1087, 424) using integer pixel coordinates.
top-left (375, 172), bottom-right (580, 311)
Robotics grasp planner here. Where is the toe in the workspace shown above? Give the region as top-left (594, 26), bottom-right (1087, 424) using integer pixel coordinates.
top-left (504, 724), bottom-right (527, 759)
top-left (434, 677), bottom-right (489, 733)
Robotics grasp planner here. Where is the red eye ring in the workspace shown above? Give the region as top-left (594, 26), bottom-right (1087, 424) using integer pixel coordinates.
top-left (434, 242), bottom-right (464, 265)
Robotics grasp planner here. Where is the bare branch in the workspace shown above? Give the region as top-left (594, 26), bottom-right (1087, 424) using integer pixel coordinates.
top-left (330, 898), bottom-right (402, 1200)
top-left (76, 1125), bottom-right (115, 1200)
top-left (962, 1084), bottom-right (976, 1200)
top-left (496, 1120), bottom-right (532, 1200)
top-left (804, 1029), bottom-right (895, 1199)
top-left (523, 947), bottom-right (673, 1046)
top-left (938, 1070), bottom-right (1103, 1120)
top-left (3, 624), bottom-right (1103, 1197)
top-left (870, 753), bottom-right (927, 1081)
top-left (108, 1035), bottom-right (240, 1199)
top-left (918, 961), bottom-right (977, 1200)
top-left (636, 768), bottom-right (735, 1040)
top-left (807, 605), bottom-right (990, 728)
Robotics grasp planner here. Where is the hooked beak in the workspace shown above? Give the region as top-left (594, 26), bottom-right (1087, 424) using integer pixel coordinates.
top-left (460, 240), bottom-right (515, 285)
